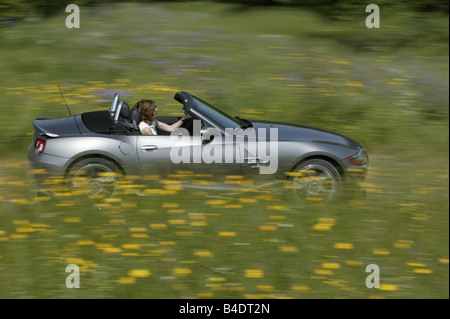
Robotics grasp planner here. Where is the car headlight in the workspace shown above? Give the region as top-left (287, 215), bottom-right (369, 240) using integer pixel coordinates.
top-left (348, 149), bottom-right (368, 165)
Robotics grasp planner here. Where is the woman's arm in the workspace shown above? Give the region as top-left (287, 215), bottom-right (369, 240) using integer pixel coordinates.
top-left (156, 118), bottom-right (184, 132)
top-left (141, 127), bottom-right (154, 135)
top-left (139, 121), bottom-right (155, 136)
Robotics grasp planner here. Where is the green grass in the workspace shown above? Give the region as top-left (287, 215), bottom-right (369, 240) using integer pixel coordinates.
top-left (0, 2), bottom-right (448, 298)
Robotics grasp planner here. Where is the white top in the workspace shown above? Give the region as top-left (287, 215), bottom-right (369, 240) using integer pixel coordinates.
top-left (139, 120), bottom-right (157, 135)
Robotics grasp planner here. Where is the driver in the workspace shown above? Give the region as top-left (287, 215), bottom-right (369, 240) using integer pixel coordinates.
top-left (136, 99), bottom-right (185, 135)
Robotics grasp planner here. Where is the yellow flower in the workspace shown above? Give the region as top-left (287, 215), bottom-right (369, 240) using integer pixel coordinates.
top-left (278, 246), bottom-right (299, 253)
top-left (118, 277), bottom-right (136, 284)
top-left (256, 285), bottom-right (275, 292)
top-left (172, 268), bottom-right (192, 276)
top-left (102, 247), bottom-right (122, 253)
top-left (373, 249), bottom-right (390, 256)
top-left (321, 262), bottom-right (341, 269)
top-left (128, 269), bottom-right (151, 277)
top-left (194, 250), bottom-right (214, 258)
top-left (413, 269), bottom-right (433, 274)
top-left (245, 269), bottom-right (264, 278)
top-left (129, 227), bottom-right (146, 232)
top-left (159, 241), bottom-right (176, 246)
top-left (346, 260), bottom-right (363, 266)
top-left (292, 285), bottom-right (310, 291)
top-left (334, 243), bottom-right (354, 249)
top-left (77, 240), bottom-right (95, 246)
top-left (315, 269), bottom-right (334, 276)
top-left (122, 244), bottom-right (141, 250)
top-left (313, 219), bottom-right (334, 231)
top-left (406, 262), bottom-right (425, 267)
top-left (64, 218), bottom-right (82, 223)
top-left (379, 284), bottom-right (398, 291)
top-left (258, 225), bottom-right (277, 231)
top-left (218, 232), bottom-right (236, 237)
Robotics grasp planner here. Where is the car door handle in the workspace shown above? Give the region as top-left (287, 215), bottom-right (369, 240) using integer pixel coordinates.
top-left (141, 145), bottom-right (158, 152)
top-left (245, 157), bottom-right (269, 168)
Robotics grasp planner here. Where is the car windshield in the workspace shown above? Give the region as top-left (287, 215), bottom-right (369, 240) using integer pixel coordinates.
top-left (191, 95), bottom-right (243, 130)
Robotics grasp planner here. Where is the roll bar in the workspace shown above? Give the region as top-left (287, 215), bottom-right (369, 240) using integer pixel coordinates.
top-left (110, 93), bottom-right (120, 113)
top-left (114, 100), bottom-right (123, 123)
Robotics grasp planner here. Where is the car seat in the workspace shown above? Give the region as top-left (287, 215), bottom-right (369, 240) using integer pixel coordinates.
top-left (111, 102), bottom-right (140, 135)
top-left (119, 102), bottom-right (131, 123)
top-left (130, 107), bottom-right (141, 132)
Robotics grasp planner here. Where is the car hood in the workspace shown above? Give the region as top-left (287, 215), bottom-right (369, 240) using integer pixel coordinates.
top-left (249, 119), bottom-right (362, 151)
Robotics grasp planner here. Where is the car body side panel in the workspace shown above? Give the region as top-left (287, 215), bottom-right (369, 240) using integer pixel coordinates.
top-left (136, 134), bottom-right (241, 188)
top-left (31, 135), bottom-right (140, 175)
top-left (240, 140), bottom-right (359, 183)
top-left (136, 135), bottom-right (175, 177)
top-left (28, 143), bottom-right (73, 173)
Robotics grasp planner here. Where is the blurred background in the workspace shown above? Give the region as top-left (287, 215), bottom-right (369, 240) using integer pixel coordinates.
top-left (0, 0), bottom-right (448, 298)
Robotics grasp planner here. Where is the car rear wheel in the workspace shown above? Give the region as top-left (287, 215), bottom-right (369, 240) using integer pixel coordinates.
top-left (67, 158), bottom-right (121, 202)
top-left (288, 159), bottom-right (342, 204)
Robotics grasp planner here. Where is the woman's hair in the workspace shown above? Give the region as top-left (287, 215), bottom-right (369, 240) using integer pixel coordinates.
top-left (136, 99), bottom-right (156, 124)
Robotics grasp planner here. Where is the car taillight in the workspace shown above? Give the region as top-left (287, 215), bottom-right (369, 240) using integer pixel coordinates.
top-left (35, 139), bottom-right (46, 154)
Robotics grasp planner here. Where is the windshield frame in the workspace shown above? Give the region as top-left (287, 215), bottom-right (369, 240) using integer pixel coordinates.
top-left (190, 95), bottom-right (243, 133)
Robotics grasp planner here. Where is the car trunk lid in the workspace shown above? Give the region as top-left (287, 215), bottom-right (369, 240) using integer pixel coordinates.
top-left (33, 116), bottom-right (81, 137)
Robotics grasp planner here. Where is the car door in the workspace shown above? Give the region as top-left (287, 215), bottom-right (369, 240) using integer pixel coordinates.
top-left (136, 129), bottom-right (241, 190)
top-left (170, 122), bottom-right (242, 189)
top-left (136, 135), bottom-right (174, 178)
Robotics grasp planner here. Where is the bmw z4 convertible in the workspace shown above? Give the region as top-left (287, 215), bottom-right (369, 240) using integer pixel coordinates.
top-left (28, 91), bottom-right (368, 204)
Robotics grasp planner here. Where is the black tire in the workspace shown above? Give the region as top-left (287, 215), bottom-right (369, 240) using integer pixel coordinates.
top-left (66, 157), bottom-right (122, 203)
top-left (288, 159), bottom-right (342, 204)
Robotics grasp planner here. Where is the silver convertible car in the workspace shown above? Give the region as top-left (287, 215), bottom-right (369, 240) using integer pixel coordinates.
top-left (28, 91), bottom-right (368, 204)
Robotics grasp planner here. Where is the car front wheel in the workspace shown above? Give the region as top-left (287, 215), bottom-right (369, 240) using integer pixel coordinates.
top-left (288, 159), bottom-right (342, 204)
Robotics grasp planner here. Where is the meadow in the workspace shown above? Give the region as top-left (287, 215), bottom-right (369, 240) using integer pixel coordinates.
top-left (0, 2), bottom-right (448, 298)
